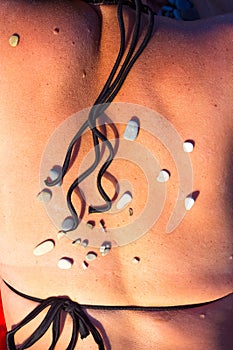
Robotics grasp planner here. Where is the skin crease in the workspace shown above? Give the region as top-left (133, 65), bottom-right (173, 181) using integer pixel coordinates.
top-left (0, 0), bottom-right (232, 348)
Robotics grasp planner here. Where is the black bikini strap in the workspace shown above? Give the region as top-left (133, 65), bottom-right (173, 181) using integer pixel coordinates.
top-left (4, 281), bottom-right (105, 350)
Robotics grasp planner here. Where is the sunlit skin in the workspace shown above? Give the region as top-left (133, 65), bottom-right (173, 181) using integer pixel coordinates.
top-left (0, 0), bottom-right (232, 348)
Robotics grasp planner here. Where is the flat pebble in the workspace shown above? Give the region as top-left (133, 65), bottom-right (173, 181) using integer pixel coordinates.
top-left (86, 221), bottom-right (94, 229)
top-left (9, 34), bottom-right (20, 47)
top-left (132, 257), bottom-right (140, 264)
top-left (81, 239), bottom-right (89, 248)
top-left (183, 141), bottom-right (194, 153)
top-left (86, 252), bottom-right (97, 261)
top-left (37, 189), bottom-right (52, 203)
top-left (57, 231), bottom-right (66, 240)
top-left (124, 120), bottom-right (139, 141)
top-left (185, 196), bottom-right (195, 210)
top-left (33, 239), bottom-right (55, 256)
top-left (49, 167), bottom-right (62, 186)
top-left (175, 0), bottom-right (191, 10)
top-left (58, 258), bottom-right (73, 270)
top-left (61, 217), bottom-right (75, 232)
top-left (72, 238), bottom-right (81, 246)
top-left (116, 192), bottom-right (132, 210)
top-left (101, 248), bottom-right (111, 256)
top-left (157, 170), bottom-right (170, 183)
top-left (82, 261), bottom-right (89, 270)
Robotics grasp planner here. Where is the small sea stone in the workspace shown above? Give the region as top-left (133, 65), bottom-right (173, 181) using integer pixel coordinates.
top-left (199, 313), bottom-right (206, 319)
top-left (9, 34), bottom-right (20, 47)
top-left (157, 170), bottom-right (170, 183)
top-left (101, 248), bottom-right (111, 256)
top-left (116, 192), bottom-right (132, 210)
top-left (58, 258), bottom-right (73, 270)
top-left (72, 238), bottom-right (81, 246)
top-left (185, 196), bottom-right (195, 210)
top-left (86, 252), bottom-right (97, 261)
top-left (82, 261), bottom-right (89, 270)
top-left (124, 120), bottom-right (139, 141)
top-left (86, 221), bottom-right (94, 229)
top-left (61, 217), bottom-right (75, 232)
top-left (33, 239), bottom-right (55, 256)
top-left (37, 189), bottom-right (52, 203)
top-left (81, 239), bottom-right (89, 248)
top-left (57, 231), bottom-right (66, 240)
top-left (183, 141), bottom-right (194, 153)
top-left (129, 207), bottom-right (134, 216)
top-left (132, 257), bottom-right (140, 264)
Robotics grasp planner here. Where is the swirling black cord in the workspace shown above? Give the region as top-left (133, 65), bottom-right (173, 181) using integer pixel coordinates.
top-left (45, 0), bottom-right (154, 231)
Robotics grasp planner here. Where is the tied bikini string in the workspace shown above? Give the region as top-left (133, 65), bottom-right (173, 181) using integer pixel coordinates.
top-left (45, 0), bottom-right (154, 232)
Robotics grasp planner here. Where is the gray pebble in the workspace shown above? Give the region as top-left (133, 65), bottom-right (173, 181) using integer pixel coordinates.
top-left (81, 239), bottom-right (89, 248)
top-left (61, 217), bottom-right (75, 232)
top-left (37, 189), bottom-right (52, 203)
top-left (86, 252), bottom-right (97, 261)
top-left (175, 0), bottom-right (191, 10)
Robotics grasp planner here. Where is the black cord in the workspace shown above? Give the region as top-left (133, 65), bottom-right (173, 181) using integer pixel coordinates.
top-left (45, 0), bottom-right (154, 232)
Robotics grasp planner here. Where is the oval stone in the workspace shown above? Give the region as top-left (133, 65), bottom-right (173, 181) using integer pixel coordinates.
top-left (58, 258), bottom-right (73, 270)
top-left (33, 239), bottom-right (55, 256)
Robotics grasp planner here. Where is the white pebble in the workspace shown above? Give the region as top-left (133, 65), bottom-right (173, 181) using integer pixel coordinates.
top-left (72, 238), bottom-right (81, 246)
top-left (82, 261), bottom-right (89, 270)
top-left (57, 231), bottom-right (66, 240)
top-left (33, 239), bottom-right (55, 256)
top-left (185, 196), bottom-right (195, 210)
top-left (9, 34), bottom-right (20, 47)
top-left (86, 252), bottom-right (97, 261)
top-left (100, 245), bottom-right (106, 253)
top-left (123, 120), bottom-right (139, 141)
top-left (61, 217), bottom-right (75, 232)
top-left (116, 192), bottom-right (132, 210)
top-left (99, 221), bottom-right (106, 233)
top-left (58, 258), bottom-right (73, 270)
top-left (101, 248), bottom-right (111, 256)
top-left (132, 257), bottom-right (140, 264)
top-left (37, 189), bottom-right (52, 203)
top-left (183, 141), bottom-right (194, 153)
top-left (157, 170), bottom-right (170, 183)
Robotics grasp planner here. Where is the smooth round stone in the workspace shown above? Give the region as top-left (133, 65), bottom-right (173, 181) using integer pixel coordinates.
top-left (49, 167), bottom-right (62, 186)
top-left (123, 120), bottom-right (139, 141)
top-left (157, 170), bottom-right (170, 183)
top-left (82, 261), bottom-right (89, 270)
top-left (175, 0), bottom-right (191, 10)
top-left (9, 34), bottom-right (20, 47)
top-left (132, 257), bottom-right (140, 264)
top-left (61, 217), bottom-right (75, 232)
top-left (185, 196), bottom-right (195, 210)
top-left (72, 238), bottom-right (81, 246)
top-left (183, 141), bottom-right (194, 153)
top-left (86, 252), bottom-right (97, 261)
top-left (101, 248), bottom-right (111, 256)
top-left (116, 192), bottom-right (132, 210)
top-left (58, 258), bottom-right (73, 270)
top-left (81, 239), bottom-right (89, 248)
top-left (33, 239), bottom-right (55, 256)
top-left (37, 189), bottom-right (52, 203)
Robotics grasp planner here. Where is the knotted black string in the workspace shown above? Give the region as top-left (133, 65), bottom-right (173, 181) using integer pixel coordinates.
top-left (45, 0), bottom-right (155, 232)
top-left (6, 296), bottom-right (105, 350)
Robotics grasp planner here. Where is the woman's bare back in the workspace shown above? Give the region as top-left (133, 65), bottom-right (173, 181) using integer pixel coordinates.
top-left (0, 1), bottom-right (232, 348)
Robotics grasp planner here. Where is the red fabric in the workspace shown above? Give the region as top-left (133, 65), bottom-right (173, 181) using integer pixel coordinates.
top-left (0, 292), bottom-right (7, 350)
